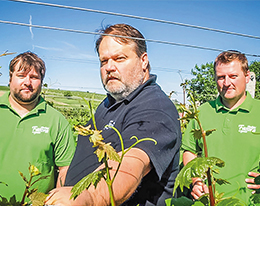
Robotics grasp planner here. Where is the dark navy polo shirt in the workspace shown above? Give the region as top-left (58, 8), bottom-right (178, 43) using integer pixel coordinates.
top-left (65, 75), bottom-right (181, 205)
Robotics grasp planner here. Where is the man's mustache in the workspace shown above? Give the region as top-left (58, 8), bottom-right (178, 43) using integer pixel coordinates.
top-left (105, 73), bottom-right (120, 84)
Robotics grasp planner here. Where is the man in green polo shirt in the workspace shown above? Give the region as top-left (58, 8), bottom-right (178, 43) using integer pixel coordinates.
top-left (182, 50), bottom-right (260, 205)
top-left (0, 52), bottom-right (75, 204)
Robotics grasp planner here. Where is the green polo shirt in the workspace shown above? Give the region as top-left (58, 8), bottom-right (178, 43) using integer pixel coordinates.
top-left (0, 92), bottom-right (75, 202)
top-left (182, 92), bottom-right (260, 205)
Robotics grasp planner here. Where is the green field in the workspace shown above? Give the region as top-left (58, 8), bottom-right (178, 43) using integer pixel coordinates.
top-left (0, 85), bottom-right (106, 127)
top-left (0, 85), bottom-right (9, 91)
top-left (43, 88), bottom-right (105, 109)
top-left (0, 85), bottom-right (105, 108)
top-left (43, 88), bottom-right (106, 126)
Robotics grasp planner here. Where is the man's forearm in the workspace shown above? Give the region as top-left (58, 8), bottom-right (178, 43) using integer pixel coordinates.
top-left (183, 150), bottom-right (197, 165)
top-left (56, 166), bottom-right (69, 188)
top-left (45, 148), bottom-right (151, 206)
top-left (86, 148), bottom-right (151, 205)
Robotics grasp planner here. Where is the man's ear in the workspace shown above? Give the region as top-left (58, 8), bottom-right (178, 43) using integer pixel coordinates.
top-left (141, 52), bottom-right (149, 71)
top-left (245, 70), bottom-right (251, 84)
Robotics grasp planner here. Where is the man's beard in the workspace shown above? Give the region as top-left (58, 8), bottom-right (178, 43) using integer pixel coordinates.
top-left (105, 82), bottom-right (139, 101)
top-left (13, 89), bottom-right (41, 104)
top-left (103, 71), bottom-right (145, 101)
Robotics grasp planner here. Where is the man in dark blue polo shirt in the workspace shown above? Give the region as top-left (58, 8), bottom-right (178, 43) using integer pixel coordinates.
top-left (45, 24), bottom-right (181, 206)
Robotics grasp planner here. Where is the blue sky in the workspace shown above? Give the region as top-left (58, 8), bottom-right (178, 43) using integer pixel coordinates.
top-left (0, 0), bottom-right (260, 102)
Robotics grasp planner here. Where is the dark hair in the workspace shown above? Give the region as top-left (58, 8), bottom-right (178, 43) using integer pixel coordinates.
top-left (9, 51), bottom-right (46, 82)
top-left (214, 50), bottom-right (249, 76)
top-left (95, 24), bottom-right (150, 71)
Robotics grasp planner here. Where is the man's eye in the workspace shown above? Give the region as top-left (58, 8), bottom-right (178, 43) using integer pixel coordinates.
top-left (230, 75), bottom-right (237, 79)
top-left (31, 75), bottom-right (40, 79)
top-left (116, 56), bottom-right (126, 61)
top-left (100, 60), bottom-right (108, 66)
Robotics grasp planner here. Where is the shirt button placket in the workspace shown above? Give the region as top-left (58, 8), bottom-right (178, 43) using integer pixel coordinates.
top-left (222, 113), bottom-right (231, 135)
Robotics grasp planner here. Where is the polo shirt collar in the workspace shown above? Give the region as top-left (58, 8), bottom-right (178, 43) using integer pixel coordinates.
top-left (215, 91), bottom-right (253, 113)
top-left (0, 91), bottom-right (10, 106)
top-left (0, 91), bottom-right (46, 113)
top-left (106, 74), bottom-right (157, 107)
top-left (36, 96), bottom-right (47, 111)
top-left (124, 74), bottom-right (157, 102)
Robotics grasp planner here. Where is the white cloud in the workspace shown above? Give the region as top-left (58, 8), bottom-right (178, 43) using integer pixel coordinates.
top-left (33, 45), bottom-right (64, 52)
top-left (29, 15), bottom-right (34, 40)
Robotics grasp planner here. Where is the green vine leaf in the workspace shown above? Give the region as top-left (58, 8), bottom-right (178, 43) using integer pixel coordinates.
top-left (191, 129), bottom-right (202, 139)
top-left (193, 200), bottom-right (206, 206)
top-left (216, 197), bottom-right (245, 206)
top-left (74, 125), bottom-right (94, 136)
top-left (94, 142), bottom-right (106, 162)
top-left (205, 129), bottom-right (216, 136)
top-left (95, 142), bottom-right (120, 163)
top-left (0, 195), bottom-right (21, 206)
top-left (173, 156), bottom-right (225, 195)
top-left (165, 196), bottom-right (194, 206)
top-left (180, 109), bottom-right (199, 121)
top-left (70, 169), bottom-right (107, 200)
top-left (197, 194), bottom-right (209, 205)
top-left (249, 193), bottom-right (260, 205)
top-left (75, 124), bottom-right (104, 147)
top-left (173, 160), bottom-right (196, 195)
top-left (89, 130), bottom-right (103, 146)
top-left (191, 157), bottom-right (225, 176)
top-left (0, 196), bottom-right (10, 206)
top-left (29, 191), bottom-right (48, 206)
top-left (214, 178), bottom-right (230, 186)
top-left (191, 129), bottom-right (215, 140)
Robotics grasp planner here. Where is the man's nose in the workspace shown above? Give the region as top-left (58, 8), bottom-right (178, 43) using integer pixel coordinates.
top-left (223, 76), bottom-right (231, 86)
top-left (105, 59), bottom-right (116, 72)
top-left (23, 75), bottom-right (31, 85)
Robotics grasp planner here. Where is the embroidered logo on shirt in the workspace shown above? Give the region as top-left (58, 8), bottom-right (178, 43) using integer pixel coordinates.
top-left (238, 124), bottom-right (256, 133)
top-left (32, 126), bottom-right (50, 134)
top-left (104, 120), bottom-right (116, 130)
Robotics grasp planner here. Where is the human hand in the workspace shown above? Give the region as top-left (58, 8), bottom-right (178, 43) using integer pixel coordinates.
top-left (191, 178), bottom-right (209, 200)
top-left (246, 172), bottom-right (260, 194)
top-left (44, 187), bottom-right (79, 206)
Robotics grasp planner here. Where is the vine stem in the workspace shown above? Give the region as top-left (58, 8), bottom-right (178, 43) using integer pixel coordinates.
top-left (20, 175), bottom-right (33, 206)
top-left (206, 168), bottom-right (215, 206)
top-left (197, 119), bottom-right (215, 206)
top-left (107, 181), bottom-right (116, 206)
top-left (104, 156), bottom-right (116, 206)
top-left (98, 125), bottom-right (157, 206)
top-left (20, 186), bottom-right (29, 206)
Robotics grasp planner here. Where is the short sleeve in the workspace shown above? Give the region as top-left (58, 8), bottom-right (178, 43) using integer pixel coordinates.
top-left (54, 119), bottom-right (75, 167)
top-left (181, 119), bottom-right (202, 154)
top-left (116, 104), bottom-right (181, 180)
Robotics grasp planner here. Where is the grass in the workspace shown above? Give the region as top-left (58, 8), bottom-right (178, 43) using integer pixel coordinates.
top-left (0, 85), bottom-right (105, 109)
top-left (0, 85), bottom-right (9, 91)
top-left (43, 88), bottom-right (105, 109)
top-left (0, 85), bottom-right (105, 128)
